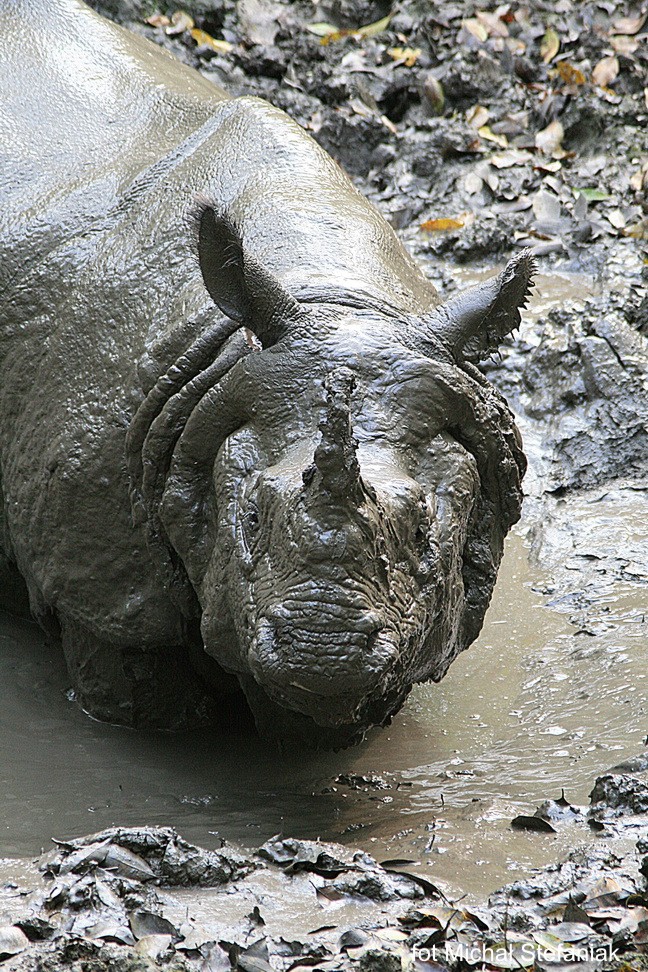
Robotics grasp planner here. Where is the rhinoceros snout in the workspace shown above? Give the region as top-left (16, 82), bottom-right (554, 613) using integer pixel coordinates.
top-left (248, 615), bottom-right (399, 725)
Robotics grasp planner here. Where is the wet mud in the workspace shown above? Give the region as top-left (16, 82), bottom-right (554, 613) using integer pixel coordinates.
top-left (1, 782), bottom-right (647, 972)
top-left (2, 0), bottom-right (647, 967)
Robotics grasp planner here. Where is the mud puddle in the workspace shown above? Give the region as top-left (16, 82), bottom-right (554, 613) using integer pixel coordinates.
top-left (1, 529), bottom-right (644, 899)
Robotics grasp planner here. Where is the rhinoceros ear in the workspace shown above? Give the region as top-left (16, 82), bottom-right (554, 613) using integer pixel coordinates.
top-left (422, 249), bottom-right (536, 363)
top-left (193, 201), bottom-right (301, 345)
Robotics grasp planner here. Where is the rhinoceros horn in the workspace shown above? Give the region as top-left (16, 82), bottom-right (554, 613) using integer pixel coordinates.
top-left (307, 368), bottom-right (363, 504)
top-left (424, 249), bottom-right (536, 363)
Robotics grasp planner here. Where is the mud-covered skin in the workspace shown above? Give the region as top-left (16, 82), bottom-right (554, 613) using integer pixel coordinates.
top-left (0, 0), bottom-right (530, 746)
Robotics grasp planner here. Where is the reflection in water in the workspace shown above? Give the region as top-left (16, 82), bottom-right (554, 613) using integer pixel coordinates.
top-left (0, 531), bottom-right (644, 897)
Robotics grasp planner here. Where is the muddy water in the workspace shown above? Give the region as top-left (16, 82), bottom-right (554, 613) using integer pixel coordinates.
top-left (1, 531), bottom-right (645, 898)
top-left (1, 268), bottom-right (645, 898)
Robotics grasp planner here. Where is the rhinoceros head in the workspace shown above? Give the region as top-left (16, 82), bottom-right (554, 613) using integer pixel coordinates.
top-left (127, 208), bottom-right (533, 747)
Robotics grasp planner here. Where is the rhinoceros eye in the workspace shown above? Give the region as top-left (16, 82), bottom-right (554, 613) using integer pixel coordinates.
top-left (243, 505), bottom-right (260, 536)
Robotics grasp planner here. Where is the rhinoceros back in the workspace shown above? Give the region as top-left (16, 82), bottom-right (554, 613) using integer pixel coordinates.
top-left (0, 0), bottom-right (234, 640)
top-left (0, 0), bottom-right (230, 293)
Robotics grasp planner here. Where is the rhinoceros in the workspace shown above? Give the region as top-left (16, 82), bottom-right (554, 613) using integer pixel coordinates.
top-left (0, 0), bottom-right (532, 747)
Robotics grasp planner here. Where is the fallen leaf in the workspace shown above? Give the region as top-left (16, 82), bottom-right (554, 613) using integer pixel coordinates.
top-left (356, 14), bottom-right (391, 37)
top-left (576, 188), bottom-right (611, 201)
top-left (564, 897), bottom-right (591, 924)
top-left (306, 14), bottom-right (390, 44)
top-left (593, 55), bottom-right (619, 87)
top-left (379, 114), bottom-right (398, 136)
top-left (463, 18), bottom-right (489, 42)
top-left (135, 935), bottom-right (174, 960)
top-left (532, 930), bottom-right (566, 953)
top-left (630, 161), bottom-right (648, 192)
top-left (610, 34), bottom-right (639, 55)
top-left (103, 844), bottom-right (157, 881)
top-left (130, 912), bottom-right (179, 941)
top-left (555, 61), bottom-right (586, 85)
top-left (511, 815), bottom-right (557, 834)
top-left (421, 217), bottom-right (465, 232)
top-left (422, 76), bottom-right (445, 114)
top-left (0, 926), bottom-right (30, 959)
top-left (375, 927), bottom-right (409, 942)
top-left (535, 159), bottom-right (562, 172)
top-left (532, 189), bottom-right (562, 223)
top-left (490, 148), bottom-right (533, 168)
top-left (466, 104), bottom-right (490, 128)
top-left (305, 21), bottom-right (339, 37)
top-left (465, 172), bottom-right (484, 194)
top-left (145, 13), bottom-right (170, 27)
top-left (387, 46), bottom-right (421, 67)
top-left (535, 119), bottom-right (565, 157)
top-left (613, 11), bottom-right (647, 34)
top-left (190, 28), bottom-right (233, 53)
top-left (316, 886), bottom-right (346, 907)
top-left (479, 124), bottom-right (508, 147)
top-left (166, 10), bottom-right (194, 35)
top-left (607, 209), bottom-right (627, 229)
top-left (624, 219), bottom-right (648, 240)
top-left (476, 9), bottom-right (509, 37)
top-left (541, 27), bottom-right (560, 63)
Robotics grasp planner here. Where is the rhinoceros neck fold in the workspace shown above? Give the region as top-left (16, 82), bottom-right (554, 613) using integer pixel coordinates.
top-left (291, 285), bottom-right (416, 321)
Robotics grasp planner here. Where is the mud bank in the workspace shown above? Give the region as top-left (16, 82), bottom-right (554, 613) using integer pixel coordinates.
top-left (1, 765), bottom-right (647, 972)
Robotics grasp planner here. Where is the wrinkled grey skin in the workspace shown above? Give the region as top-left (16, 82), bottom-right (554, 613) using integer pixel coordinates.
top-left (0, 0), bottom-right (532, 747)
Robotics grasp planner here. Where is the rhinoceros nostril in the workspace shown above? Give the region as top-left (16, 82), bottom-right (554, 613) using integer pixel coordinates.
top-left (367, 630), bottom-right (379, 652)
top-left (356, 611), bottom-right (383, 636)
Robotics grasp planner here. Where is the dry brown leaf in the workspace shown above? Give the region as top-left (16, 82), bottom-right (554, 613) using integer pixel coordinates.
top-left (356, 14), bottom-right (391, 37)
top-left (190, 28), bottom-right (233, 53)
top-left (535, 159), bottom-right (562, 172)
top-left (465, 172), bottom-right (484, 195)
top-left (379, 114), bottom-right (398, 136)
top-left (624, 219), bottom-right (648, 240)
top-left (630, 161), bottom-right (648, 192)
top-left (610, 34), bottom-right (639, 55)
top-left (506, 37), bottom-right (526, 55)
top-left (387, 46), bottom-right (421, 67)
top-left (307, 14), bottom-right (390, 44)
top-left (612, 11), bottom-right (647, 35)
top-left (479, 125), bottom-right (508, 147)
top-left (541, 27), bottom-right (560, 63)
top-left (490, 148), bottom-right (533, 168)
top-left (555, 61), bottom-right (586, 85)
top-left (607, 209), bottom-right (627, 229)
top-left (592, 55), bottom-right (619, 88)
top-left (463, 18), bottom-right (489, 42)
top-left (166, 10), bottom-right (194, 35)
top-left (421, 217), bottom-right (465, 232)
top-left (422, 75), bottom-right (445, 114)
top-left (145, 13), bottom-right (170, 27)
top-left (466, 104), bottom-right (490, 129)
top-left (476, 10), bottom-right (509, 37)
top-left (535, 119), bottom-right (565, 158)
top-left (305, 22), bottom-right (339, 37)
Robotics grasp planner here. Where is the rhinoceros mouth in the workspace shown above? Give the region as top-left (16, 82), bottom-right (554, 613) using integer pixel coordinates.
top-left (238, 670), bottom-right (413, 747)
top-left (246, 617), bottom-right (404, 727)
